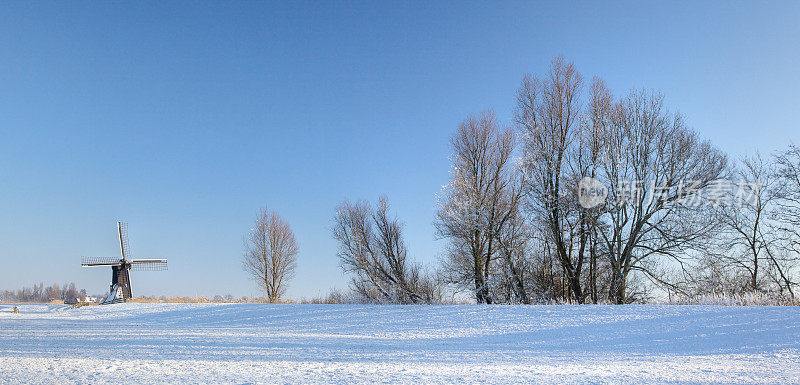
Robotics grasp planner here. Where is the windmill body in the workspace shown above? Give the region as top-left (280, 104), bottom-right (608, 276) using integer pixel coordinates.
top-left (82, 222), bottom-right (167, 304)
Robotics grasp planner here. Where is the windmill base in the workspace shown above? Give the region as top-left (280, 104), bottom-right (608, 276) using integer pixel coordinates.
top-left (102, 284), bottom-right (126, 305)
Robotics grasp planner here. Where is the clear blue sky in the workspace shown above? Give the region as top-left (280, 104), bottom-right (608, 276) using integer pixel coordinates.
top-left (1, 1), bottom-right (798, 299)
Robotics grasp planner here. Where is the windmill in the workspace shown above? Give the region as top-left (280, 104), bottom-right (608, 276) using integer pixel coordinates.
top-left (81, 222), bottom-right (167, 304)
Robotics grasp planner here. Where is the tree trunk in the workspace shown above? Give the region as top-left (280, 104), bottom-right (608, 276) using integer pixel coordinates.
top-left (503, 252), bottom-right (530, 304)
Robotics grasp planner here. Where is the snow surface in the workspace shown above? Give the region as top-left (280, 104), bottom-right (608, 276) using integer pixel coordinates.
top-left (0, 303), bottom-right (798, 384)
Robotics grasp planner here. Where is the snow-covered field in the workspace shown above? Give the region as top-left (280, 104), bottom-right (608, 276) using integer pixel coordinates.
top-left (0, 303), bottom-right (798, 384)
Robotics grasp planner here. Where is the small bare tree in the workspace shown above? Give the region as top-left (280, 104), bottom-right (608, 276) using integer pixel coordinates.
top-left (690, 150), bottom-right (799, 300)
top-left (771, 144), bottom-right (800, 297)
top-left (333, 196), bottom-right (440, 304)
top-left (775, 145), bottom-right (800, 252)
top-left (242, 207), bottom-right (298, 302)
top-left (711, 155), bottom-right (779, 292)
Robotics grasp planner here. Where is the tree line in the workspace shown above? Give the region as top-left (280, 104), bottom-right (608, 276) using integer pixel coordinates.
top-left (243, 56), bottom-right (800, 305)
top-left (0, 282), bottom-right (87, 303)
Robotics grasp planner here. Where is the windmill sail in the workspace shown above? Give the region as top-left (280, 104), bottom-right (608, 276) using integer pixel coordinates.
top-left (118, 222), bottom-right (130, 262)
top-left (81, 256), bottom-right (122, 266)
top-left (130, 259), bottom-right (168, 271)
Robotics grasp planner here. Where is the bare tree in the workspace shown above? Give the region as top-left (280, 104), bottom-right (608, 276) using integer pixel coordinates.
top-left (710, 155), bottom-right (779, 292)
top-left (771, 144), bottom-right (800, 297)
top-left (571, 76), bottom-right (611, 303)
top-left (493, 204), bottom-right (531, 303)
top-left (775, 145), bottom-right (800, 251)
top-left (516, 56), bottom-right (586, 303)
top-left (514, 56), bottom-right (731, 304)
top-left (242, 207), bottom-right (299, 302)
top-left (685, 150), bottom-right (798, 300)
top-left (435, 110), bottom-right (518, 304)
top-left (333, 196), bottom-right (440, 304)
top-left (595, 90), bottom-right (727, 303)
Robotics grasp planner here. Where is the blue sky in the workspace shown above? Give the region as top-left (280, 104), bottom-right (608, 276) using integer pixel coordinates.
top-left (1, 1), bottom-right (798, 299)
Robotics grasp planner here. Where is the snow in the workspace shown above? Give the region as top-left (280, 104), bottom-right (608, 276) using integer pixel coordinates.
top-left (1, 303), bottom-right (798, 384)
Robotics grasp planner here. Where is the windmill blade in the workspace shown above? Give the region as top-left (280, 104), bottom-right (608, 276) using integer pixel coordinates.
top-left (129, 259), bottom-right (167, 264)
top-left (81, 256), bottom-right (122, 266)
top-left (130, 259), bottom-right (168, 271)
top-left (118, 222), bottom-right (130, 262)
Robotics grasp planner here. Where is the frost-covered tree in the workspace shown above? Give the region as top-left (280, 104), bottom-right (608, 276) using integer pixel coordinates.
top-left (435, 110), bottom-right (519, 304)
